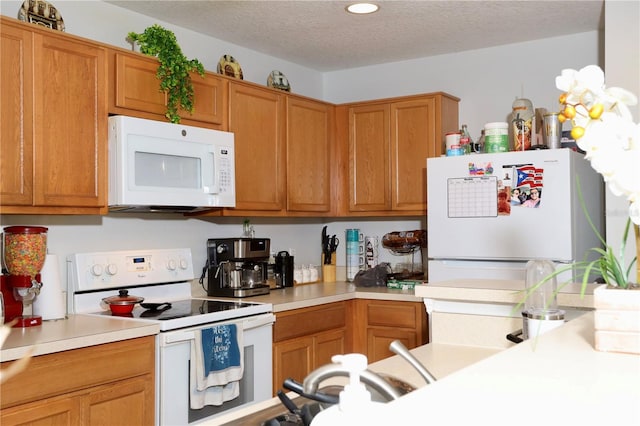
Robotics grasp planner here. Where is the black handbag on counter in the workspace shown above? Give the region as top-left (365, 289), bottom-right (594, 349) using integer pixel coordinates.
top-left (353, 263), bottom-right (392, 287)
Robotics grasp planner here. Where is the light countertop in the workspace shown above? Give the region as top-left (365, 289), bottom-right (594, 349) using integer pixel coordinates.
top-left (415, 278), bottom-right (596, 308)
top-left (378, 312), bottom-right (640, 426)
top-left (213, 341), bottom-right (502, 425)
top-left (242, 282), bottom-right (422, 312)
top-left (214, 312), bottom-right (640, 426)
top-left (0, 314), bottom-right (159, 362)
top-left (1, 282), bottom-right (419, 361)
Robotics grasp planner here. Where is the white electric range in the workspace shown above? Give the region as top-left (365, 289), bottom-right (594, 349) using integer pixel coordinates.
top-left (68, 248), bottom-right (275, 425)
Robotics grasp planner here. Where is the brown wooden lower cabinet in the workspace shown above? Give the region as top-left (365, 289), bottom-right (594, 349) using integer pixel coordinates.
top-left (272, 302), bottom-right (348, 395)
top-left (272, 299), bottom-right (428, 395)
top-left (0, 336), bottom-right (155, 426)
top-left (353, 299), bottom-right (429, 363)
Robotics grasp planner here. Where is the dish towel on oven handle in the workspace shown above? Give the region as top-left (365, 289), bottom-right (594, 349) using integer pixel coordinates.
top-left (190, 323), bottom-right (244, 409)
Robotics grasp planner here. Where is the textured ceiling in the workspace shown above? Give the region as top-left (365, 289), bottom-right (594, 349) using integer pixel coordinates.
top-left (106, 0), bottom-right (605, 71)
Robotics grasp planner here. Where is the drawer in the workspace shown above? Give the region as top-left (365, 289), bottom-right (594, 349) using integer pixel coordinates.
top-left (367, 300), bottom-right (418, 328)
top-left (274, 302), bottom-right (346, 342)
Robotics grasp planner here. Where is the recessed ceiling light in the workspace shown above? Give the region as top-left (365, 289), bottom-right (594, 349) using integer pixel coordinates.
top-left (346, 3), bottom-right (380, 15)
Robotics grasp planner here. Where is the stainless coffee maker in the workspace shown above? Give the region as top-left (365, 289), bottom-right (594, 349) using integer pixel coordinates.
top-left (207, 238), bottom-right (271, 297)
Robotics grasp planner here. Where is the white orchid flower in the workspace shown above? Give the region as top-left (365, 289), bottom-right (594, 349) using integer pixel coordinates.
top-left (556, 65), bottom-right (640, 282)
top-left (556, 65), bottom-right (607, 106)
top-left (557, 65), bottom-right (638, 124)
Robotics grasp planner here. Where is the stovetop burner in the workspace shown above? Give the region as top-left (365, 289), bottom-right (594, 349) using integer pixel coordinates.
top-left (90, 299), bottom-right (261, 321)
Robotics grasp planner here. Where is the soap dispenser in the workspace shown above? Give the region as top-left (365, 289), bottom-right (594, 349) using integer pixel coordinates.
top-left (310, 353), bottom-right (386, 425)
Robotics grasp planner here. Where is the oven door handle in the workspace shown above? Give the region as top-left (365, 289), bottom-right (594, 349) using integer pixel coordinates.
top-left (244, 313), bottom-right (275, 330)
top-left (164, 331), bottom-right (196, 344)
top-left (162, 313), bottom-right (275, 344)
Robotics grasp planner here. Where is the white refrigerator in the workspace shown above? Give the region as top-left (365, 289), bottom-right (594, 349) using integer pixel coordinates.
top-left (426, 149), bottom-right (605, 284)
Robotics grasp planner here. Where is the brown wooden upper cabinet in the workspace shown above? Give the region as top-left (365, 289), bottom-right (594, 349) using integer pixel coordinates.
top-left (1, 17), bottom-right (460, 218)
top-left (0, 17), bottom-right (107, 214)
top-left (108, 49), bottom-right (227, 128)
top-left (225, 82), bottom-right (286, 213)
top-left (337, 93), bottom-right (459, 216)
top-left (219, 84), bottom-right (336, 217)
top-left (285, 96), bottom-right (334, 214)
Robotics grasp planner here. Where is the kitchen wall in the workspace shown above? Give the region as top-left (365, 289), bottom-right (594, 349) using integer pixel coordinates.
top-left (0, 0), bottom-right (325, 100)
top-left (323, 32), bottom-right (601, 139)
top-left (604, 0), bottom-right (639, 270)
top-left (2, 1), bottom-right (622, 297)
top-left (0, 215), bottom-right (422, 297)
top-left (0, 1), bottom-right (600, 135)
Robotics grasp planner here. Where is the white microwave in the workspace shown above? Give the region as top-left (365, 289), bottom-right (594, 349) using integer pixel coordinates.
top-left (108, 115), bottom-right (236, 212)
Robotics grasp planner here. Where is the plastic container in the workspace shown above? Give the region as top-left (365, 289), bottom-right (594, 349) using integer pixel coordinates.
top-left (522, 259), bottom-right (565, 339)
top-left (445, 132), bottom-right (462, 156)
top-left (345, 229), bottom-right (363, 281)
top-left (483, 122), bottom-right (509, 153)
top-left (524, 259), bottom-right (559, 313)
top-left (543, 113), bottom-right (563, 149)
top-left (3, 226), bottom-right (48, 278)
top-left (512, 98), bottom-right (534, 151)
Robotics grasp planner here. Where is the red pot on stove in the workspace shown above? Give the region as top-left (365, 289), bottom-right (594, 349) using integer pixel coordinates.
top-left (102, 289), bottom-right (144, 315)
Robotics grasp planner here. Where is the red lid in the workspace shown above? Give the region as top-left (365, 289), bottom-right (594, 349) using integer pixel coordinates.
top-left (102, 289), bottom-right (144, 305)
top-left (4, 226), bottom-right (48, 234)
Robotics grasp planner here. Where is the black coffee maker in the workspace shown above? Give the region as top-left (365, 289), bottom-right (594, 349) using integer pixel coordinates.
top-left (274, 251), bottom-right (294, 288)
top-left (207, 238), bottom-right (271, 297)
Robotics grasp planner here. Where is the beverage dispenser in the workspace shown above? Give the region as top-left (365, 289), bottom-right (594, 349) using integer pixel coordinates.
top-left (1, 226), bottom-right (48, 327)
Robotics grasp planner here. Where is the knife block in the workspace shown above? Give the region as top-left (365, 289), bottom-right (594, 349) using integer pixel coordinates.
top-left (322, 265), bottom-right (336, 283)
top-left (321, 253), bottom-right (336, 282)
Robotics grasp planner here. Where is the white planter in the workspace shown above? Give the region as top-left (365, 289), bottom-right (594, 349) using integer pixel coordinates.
top-left (593, 284), bottom-right (640, 355)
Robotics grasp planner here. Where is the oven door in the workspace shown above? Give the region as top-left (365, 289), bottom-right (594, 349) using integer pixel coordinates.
top-left (157, 313), bottom-right (274, 425)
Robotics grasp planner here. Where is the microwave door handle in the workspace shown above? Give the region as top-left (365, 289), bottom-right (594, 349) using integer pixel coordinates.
top-left (204, 148), bottom-right (217, 194)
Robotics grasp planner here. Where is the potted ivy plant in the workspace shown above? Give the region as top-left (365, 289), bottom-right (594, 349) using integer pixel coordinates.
top-left (127, 24), bottom-right (205, 123)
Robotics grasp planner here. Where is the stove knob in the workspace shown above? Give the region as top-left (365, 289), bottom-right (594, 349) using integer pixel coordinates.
top-left (167, 259), bottom-right (177, 271)
top-left (179, 258), bottom-right (188, 270)
top-left (106, 264), bottom-right (118, 275)
top-left (91, 264), bottom-right (103, 276)
top-left (216, 244), bottom-right (228, 254)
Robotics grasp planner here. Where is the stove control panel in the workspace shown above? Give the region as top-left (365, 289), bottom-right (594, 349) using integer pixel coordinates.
top-left (68, 248), bottom-right (194, 292)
